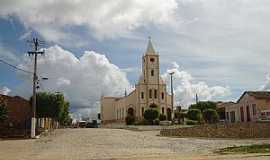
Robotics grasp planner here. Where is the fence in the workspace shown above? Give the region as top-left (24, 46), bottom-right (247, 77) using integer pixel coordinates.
top-left (36, 117), bottom-right (59, 134)
top-left (0, 117), bottom-right (59, 138)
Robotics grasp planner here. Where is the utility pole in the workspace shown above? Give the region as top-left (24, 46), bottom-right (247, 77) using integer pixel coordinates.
top-left (169, 72), bottom-right (174, 124)
top-left (195, 93), bottom-right (199, 104)
top-left (28, 38), bottom-right (44, 138)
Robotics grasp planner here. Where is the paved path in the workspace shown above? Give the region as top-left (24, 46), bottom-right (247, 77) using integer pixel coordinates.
top-left (0, 128), bottom-right (270, 160)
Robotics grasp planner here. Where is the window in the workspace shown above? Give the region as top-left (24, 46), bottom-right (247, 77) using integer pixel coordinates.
top-left (246, 105), bottom-right (251, 122)
top-left (161, 92), bottom-right (164, 100)
top-left (252, 104), bottom-right (256, 115)
top-left (141, 92), bottom-right (144, 99)
top-left (154, 89), bottom-right (157, 98)
top-left (162, 107), bottom-right (164, 114)
top-left (150, 58), bottom-right (155, 62)
top-left (240, 107), bottom-right (244, 122)
top-left (142, 107), bottom-right (144, 116)
top-left (149, 89), bottom-right (152, 98)
top-left (151, 69), bottom-right (154, 76)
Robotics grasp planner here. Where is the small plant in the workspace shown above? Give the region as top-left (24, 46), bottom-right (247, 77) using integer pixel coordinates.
top-left (186, 119), bottom-right (198, 125)
top-left (125, 115), bottom-right (135, 125)
top-left (143, 109), bottom-right (159, 125)
top-left (187, 109), bottom-right (203, 122)
top-left (159, 114), bottom-right (167, 121)
top-left (203, 109), bottom-right (219, 123)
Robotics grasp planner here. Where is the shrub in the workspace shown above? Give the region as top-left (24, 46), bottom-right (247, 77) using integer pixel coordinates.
top-left (159, 114), bottom-right (167, 121)
top-left (143, 109), bottom-right (159, 125)
top-left (187, 109), bottom-right (203, 122)
top-left (125, 115), bottom-right (135, 125)
top-left (203, 109), bottom-right (219, 123)
top-left (186, 119), bottom-right (198, 125)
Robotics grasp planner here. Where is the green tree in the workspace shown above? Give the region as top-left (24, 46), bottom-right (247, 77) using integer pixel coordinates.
top-left (187, 109), bottom-right (203, 122)
top-left (0, 97), bottom-right (8, 122)
top-left (34, 92), bottom-right (71, 126)
top-left (189, 101), bottom-right (217, 112)
top-left (203, 109), bottom-right (219, 123)
top-left (143, 109), bottom-right (159, 125)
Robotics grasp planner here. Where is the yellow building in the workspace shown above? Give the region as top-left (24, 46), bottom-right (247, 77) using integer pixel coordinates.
top-left (101, 38), bottom-right (172, 124)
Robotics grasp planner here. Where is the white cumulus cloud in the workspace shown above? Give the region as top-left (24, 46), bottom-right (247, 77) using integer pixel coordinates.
top-left (162, 62), bottom-right (231, 108)
top-left (16, 45), bottom-right (131, 118)
top-left (0, 86), bottom-right (11, 95)
top-left (0, 0), bottom-right (178, 41)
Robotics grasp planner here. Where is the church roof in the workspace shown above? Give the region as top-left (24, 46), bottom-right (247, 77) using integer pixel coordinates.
top-left (145, 37), bottom-right (156, 55)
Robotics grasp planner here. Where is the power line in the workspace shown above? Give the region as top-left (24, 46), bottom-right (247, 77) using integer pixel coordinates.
top-left (0, 58), bottom-right (33, 74)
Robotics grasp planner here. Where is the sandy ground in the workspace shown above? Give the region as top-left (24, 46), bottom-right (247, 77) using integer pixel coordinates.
top-left (0, 128), bottom-right (270, 160)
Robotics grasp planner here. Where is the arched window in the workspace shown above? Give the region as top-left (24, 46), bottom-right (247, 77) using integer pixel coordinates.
top-left (141, 92), bottom-right (144, 99)
top-left (142, 107), bottom-right (144, 116)
top-left (150, 58), bottom-right (155, 62)
top-left (162, 107), bottom-right (164, 114)
top-left (154, 89), bottom-right (157, 99)
top-left (151, 70), bottom-right (154, 76)
top-left (161, 92), bottom-right (164, 100)
top-left (149, 89), bottom-right (152, 98)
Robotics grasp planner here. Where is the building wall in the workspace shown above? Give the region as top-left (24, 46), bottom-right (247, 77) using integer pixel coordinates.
top-left (101, 97), bottom-right (116, 123)
top-left (225, 93), bottom-right (270, 123)
top-left (0, 95), bottom-right (31, 129)
top-left (225, 103), bottom-right (239, 122)
top-left (237, 94), bottom-right (257, 122)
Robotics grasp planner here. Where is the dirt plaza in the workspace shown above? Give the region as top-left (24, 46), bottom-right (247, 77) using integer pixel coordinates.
top-left (0, 128), bottom-right (270, 160)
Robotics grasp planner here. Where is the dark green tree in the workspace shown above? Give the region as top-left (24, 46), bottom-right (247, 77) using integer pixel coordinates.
top-left (203, 109), bottom-right (219, 123)
top-left (187, 109), bottom-right (203, 122)
top-left (189, 101), bottom-right (217, 112)
top-left (0, 97), bottom-right (8, 122)
top-left (143, 109), bottom-right (159, 125)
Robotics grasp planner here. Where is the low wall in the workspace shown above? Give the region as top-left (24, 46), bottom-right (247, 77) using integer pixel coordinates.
top-left (160, 122), bottom-right (270, 138)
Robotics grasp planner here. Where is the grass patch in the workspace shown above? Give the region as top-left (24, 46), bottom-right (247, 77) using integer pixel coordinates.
top-left (216, 144), bottom-right (270, 154)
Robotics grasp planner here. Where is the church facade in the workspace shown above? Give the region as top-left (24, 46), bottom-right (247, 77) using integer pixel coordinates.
top-left (101, 38), bottom-right (172, 124)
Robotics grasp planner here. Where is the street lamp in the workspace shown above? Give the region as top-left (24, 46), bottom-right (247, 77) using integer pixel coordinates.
top-left (169, 72), bottom-right (174, 124)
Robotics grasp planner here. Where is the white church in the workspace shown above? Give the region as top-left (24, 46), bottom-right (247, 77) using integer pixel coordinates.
top-left (101, 38), bottom-right (172, 124)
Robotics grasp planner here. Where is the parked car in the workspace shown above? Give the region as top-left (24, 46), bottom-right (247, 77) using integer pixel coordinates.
top-left (86, 120), bottom-right (98, 128)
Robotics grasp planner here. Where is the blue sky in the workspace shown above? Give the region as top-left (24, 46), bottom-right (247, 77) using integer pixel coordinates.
top-left (1, 0), bottom-right (270, 117)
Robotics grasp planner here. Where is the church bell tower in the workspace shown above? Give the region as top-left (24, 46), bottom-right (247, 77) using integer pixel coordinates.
top-left (142, 37), bottom-right (160, 85)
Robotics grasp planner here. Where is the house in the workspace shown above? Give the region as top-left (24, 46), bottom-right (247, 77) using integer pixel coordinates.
top-left (101, 38), bottom-right (172, 124)
top-left (0, 94), bottom-right (32, 137)
top-left (216, 101), bottom-right (235, 120)
top-left (225, 91), bottom-right (270, 123)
